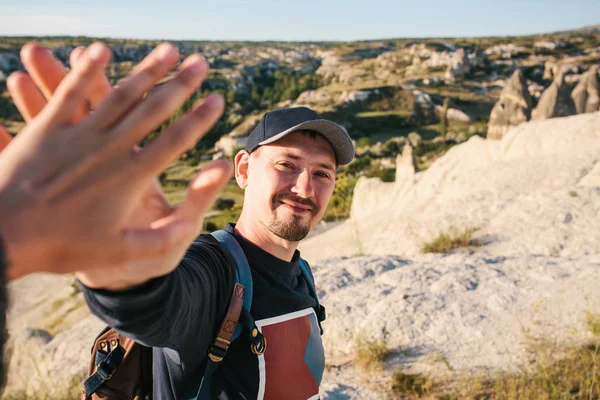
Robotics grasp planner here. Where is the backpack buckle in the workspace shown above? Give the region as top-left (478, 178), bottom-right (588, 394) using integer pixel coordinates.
top-left (96, 359), bottom-right (114, 380)
top-left (250, 335), bottom-right (267, 355)
top-left (208, 337), bottom-right (230, 363)
top-left (208, 352), bottom-right (224, 363)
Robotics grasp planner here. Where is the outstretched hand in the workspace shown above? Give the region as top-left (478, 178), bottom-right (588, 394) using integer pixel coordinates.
top-left (0, 127), bottom-right (10, 152)
top-left (0, 42), bottom-right (233, 285)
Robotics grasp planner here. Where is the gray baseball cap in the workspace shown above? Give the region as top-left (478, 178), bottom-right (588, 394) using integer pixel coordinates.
top-left (245, 107), bottom-right (355, 165)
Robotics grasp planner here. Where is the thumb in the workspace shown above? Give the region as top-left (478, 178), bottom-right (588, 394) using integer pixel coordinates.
top-left (0, 126), bottom-right (12, 152)
top-left (176, 159), bottom-right (234, 226)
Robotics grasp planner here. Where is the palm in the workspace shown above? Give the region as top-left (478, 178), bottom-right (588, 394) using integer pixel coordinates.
top-left (81, 177), bottom-right (195, 287)
top-left (126, 178), bottom-right (173, 229)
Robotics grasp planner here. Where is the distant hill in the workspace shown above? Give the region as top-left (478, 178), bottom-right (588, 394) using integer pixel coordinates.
top-left (553, 23), bottom-right (600, 35)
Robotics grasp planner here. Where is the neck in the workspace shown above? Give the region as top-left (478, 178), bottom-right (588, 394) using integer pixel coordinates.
top-left (234, 211), bottom-right (298, 262)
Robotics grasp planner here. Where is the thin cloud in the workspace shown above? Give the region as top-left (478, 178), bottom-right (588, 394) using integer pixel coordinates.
top-left (0, 15), bottom-right (122, 36)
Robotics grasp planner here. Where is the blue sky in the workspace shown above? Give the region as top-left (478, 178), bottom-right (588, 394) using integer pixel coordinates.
top-left (0, 0), bottom-right (598, 41)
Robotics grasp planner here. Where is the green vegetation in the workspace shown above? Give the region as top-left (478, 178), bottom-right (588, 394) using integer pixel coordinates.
top-left (323, 175), bottom-right (358, 221)
top-left (249, 69), bottom-right (321, 108)
top-left (1, 31), bottom-right (596, 230)
top-left (204, 208), bottom-right (241, 232)
top-left (421, 227), bottom-right (480, 254)
top-left (204, 182), bottom-right (244, 231)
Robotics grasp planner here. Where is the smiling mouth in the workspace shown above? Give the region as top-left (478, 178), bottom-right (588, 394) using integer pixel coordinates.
top-left (278, 201), bottom-right (315, 214)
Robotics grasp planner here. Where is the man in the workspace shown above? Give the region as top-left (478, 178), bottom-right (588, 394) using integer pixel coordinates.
top-left (0, 41), bottom-right (231, 386)
top-left (78, 106), bottom-right (355, 399)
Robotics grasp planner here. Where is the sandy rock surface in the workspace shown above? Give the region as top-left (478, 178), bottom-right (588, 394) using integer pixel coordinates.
top-left (300, 112), bottom-right (600, 398)
top-left (3, 274), bottom-right (105, 397)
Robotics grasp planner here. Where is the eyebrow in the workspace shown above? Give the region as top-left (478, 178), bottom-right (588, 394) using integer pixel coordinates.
top-left (281, 153), bottom-right (336, 172)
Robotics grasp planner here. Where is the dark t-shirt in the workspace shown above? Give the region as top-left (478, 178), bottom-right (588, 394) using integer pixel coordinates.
top-left (81, 224), bottom-right (324, 400)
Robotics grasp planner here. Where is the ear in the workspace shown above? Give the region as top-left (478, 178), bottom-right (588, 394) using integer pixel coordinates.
top-left (234, 150), bottom-right (251, 189)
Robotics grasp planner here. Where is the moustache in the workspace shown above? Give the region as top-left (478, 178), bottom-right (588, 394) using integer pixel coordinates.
top-left (272, 193), bottom-right (318, 215)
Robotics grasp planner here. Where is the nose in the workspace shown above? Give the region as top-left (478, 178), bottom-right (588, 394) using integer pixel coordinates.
top-left (291, 169), bottom-right (315, 199)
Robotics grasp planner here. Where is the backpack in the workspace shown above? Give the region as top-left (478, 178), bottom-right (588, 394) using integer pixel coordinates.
top-left (81, 230), bottom-right (325, 400)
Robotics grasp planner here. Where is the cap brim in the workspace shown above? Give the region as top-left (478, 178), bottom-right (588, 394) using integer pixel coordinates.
top-left (258, 119), bottom-right (355, 165)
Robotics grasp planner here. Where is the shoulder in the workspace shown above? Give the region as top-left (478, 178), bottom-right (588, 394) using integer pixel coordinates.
top-left (178, 233), bottom-right (236, 286)
top-left (184, 233), bottom-right (233, 265)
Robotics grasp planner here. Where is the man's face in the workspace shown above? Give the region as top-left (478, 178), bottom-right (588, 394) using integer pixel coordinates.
top-left (241, 131), bottom-right (337, 242)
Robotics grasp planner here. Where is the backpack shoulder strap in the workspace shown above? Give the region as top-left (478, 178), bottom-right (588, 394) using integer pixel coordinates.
top-left (188, 230), bottom-right (266, 400)
top-left (211, 230), bottom-right (253, 323)
top-left (299, 258), bottom-right (326, 334)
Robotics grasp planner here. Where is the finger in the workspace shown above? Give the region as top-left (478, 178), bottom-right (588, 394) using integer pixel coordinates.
top-left (86, 43), bottom-right (180, 130)
top-left (0, 125), bottom-right (12, 151)
top-left (6, 71), bottom-right (47, 121)
top-left (133, 93), bottom-right (224, 177)
top-left (20, 42), bottom-right (68, 100)
top-left (22, 42), bottom-right (91, 121)
top-left (71, 46), bottom-right (112, 110)
top-left (176, 159), bottom-right (234, 226)
top-left (39, 42), bottom-right (111, 128)
top-left (103, 55), bottom-right (208, 151)
top-left (69, 46), bottom-right (85, 67)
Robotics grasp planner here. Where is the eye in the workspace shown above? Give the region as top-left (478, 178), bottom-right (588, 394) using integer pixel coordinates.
top-left (277, 162), bottom-right (295, 170)
top-left (315, 171), bottom-right (331, 179)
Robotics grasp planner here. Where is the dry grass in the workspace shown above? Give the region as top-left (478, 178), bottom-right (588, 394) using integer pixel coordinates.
top-left (355, 337), bottom-right (392, 370)
top-left (391, 371), bottom-right (434, 397)
top-left (390, 313), bottom-right (600, 399)
top-left (421, 227), bottom-right (480, 254)
top-left (2, 373), bottom-right (85, 400)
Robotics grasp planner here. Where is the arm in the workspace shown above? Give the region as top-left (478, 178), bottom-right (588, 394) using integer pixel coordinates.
top-left (80, 235), bottom-right (236, 352)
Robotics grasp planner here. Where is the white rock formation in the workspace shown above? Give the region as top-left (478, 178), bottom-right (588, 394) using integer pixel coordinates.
top-left (295, 90), bottom-right (334, 106)
top-left (214, 135), bottom-right (248, 156)
top-left (317, 253), bottom-right (600, 382)
top-left (394, 144), bottom-right (416, 184)
top-left (308, 111), bottom-right (600, 398)
top-left (435, 105), bottom-right (472, 122)
top-left (301, 111), bottom-right (600, 260)
top-left (339, 90), bottom-right (371, 104)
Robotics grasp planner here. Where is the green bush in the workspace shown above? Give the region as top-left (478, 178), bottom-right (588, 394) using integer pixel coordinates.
top-left (355, 137), bottom-right (371, 149)
top-left (323, 175), bottom-right (358, 221)
top-left (365, 166), bottom-right (395, 182)
top-left (204, 207), bottom-right (242, 232)
top-left (382, 140), bottom-right (402, 156)
top-left (214, 198), bottom-right (236, 211)
top-left (344, 156), bottom-right (371, 176)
